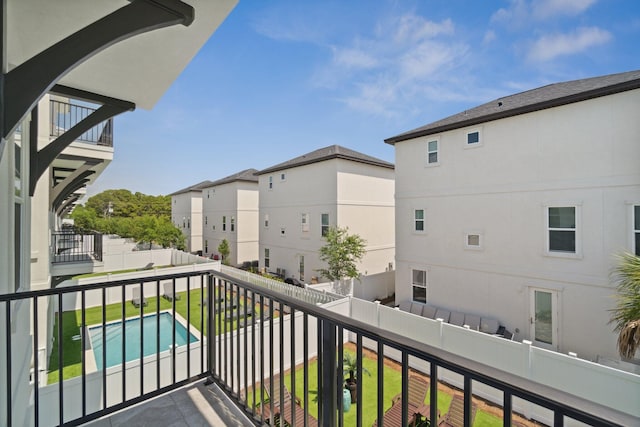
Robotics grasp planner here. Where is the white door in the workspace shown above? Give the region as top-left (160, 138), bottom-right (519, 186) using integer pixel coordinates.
top-left (529, 288), bottom-right (558, 350)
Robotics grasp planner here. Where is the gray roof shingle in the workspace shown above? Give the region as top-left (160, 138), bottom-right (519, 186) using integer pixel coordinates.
top-left (255, 145), bottom-right (394, 175)
top-left (206, 168), bottom-right (259, 187)
top-left (385, 69), bottom-right (640, 144)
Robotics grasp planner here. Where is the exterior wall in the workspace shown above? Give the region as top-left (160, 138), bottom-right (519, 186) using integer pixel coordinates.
top-left (394, 89), bottom-right (640, 360)
top-left (259, 159), bottom-right (395, 283)
top-left (171, 190), bottom-right (202, 253)
top-left (202, 181), bottom-right (258, 266)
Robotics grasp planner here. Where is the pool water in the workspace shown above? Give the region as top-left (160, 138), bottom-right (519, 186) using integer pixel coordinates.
top-left (89, 312), bottom-right (199, 369)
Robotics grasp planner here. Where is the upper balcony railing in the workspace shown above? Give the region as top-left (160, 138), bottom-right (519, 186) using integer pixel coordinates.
top-left (50, 99), bottom-right (113, 147)
top-left (51, 231), bottom-right (103, 264)
top-left (0, 270), bottom-right (635, 427)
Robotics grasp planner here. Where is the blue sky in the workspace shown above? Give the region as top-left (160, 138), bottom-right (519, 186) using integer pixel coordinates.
top-left (90, 0), bottom-right (640, 196)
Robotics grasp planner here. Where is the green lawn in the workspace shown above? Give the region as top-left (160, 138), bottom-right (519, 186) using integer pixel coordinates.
top-left (253, 351), bottom-right (504, 427)
top-left (48, 288), bottom-right (262, 383)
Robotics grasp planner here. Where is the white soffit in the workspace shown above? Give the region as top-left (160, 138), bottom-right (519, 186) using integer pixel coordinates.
top-left (7, 0), bottom-right (238, 109)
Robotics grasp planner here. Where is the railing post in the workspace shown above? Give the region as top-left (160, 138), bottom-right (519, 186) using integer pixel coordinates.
top-left (320, 318), bottom-right (337, 427)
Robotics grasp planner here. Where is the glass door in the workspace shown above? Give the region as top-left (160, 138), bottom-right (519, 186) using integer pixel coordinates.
top-left (529, 289), bottom-right (558, 350)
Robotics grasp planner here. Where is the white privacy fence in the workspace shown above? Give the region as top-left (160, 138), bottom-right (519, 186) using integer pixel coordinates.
top-left (349, 298), bottom-right (640, 423)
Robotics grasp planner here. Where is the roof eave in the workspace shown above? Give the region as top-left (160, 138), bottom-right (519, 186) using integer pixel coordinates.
top-left (385, 77), bottom-right (640, 145)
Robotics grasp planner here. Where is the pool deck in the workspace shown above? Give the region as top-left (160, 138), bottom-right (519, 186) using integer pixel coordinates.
top-left (84, 380), bottom-right (252, 427)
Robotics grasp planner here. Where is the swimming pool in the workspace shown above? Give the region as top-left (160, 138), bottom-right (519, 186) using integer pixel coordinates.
top-left (89, 312), bottom-right (199, 370)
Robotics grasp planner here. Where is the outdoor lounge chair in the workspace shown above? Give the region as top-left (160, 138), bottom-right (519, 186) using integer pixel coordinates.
top-left (132, 287), bottom-right (147, 308)
top-left (449, 311), bottom-right (465, 327)
top-left (162, 282), bottom-right (180, 301)
top-left (462, 314), bottom-right (481, 331)
top-left (410, 303), bottom-right (423, 316)
top-left (373, 376), bottom-right (432, 427)
top-left (438, 394), bottom-right (477, 427)
top-left (258, 376), bottom-right (318, 427)
top-left (399, 301), bottom-right (412, 312)
top-left (421, 305), bottom-right (437, 319)
top-left (435, 309), bottom-right (451, 323)
top-left (479, 318), bottom-right (500, 334)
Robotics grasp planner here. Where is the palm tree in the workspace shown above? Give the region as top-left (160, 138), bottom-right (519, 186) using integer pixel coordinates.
top-left (609, 252), bottom-right (640, 359)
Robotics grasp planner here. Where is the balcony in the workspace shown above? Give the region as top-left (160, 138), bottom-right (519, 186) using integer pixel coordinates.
top-left (50, 99), bottom-right (113, 148)
top-left (51, 231), bottom-right (103, 278)
top-left (0, 269), bottom-right (635, 427)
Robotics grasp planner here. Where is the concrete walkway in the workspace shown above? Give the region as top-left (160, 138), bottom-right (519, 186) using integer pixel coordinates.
top-left (85, 381), bottom-right (253, 427)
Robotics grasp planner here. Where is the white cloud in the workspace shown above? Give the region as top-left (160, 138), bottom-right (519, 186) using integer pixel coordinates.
top-left (533, 0), bottom-right (597, 19)
top-left (492, 0), bottom-right (597, 27)
top-left (483, 30), bottom-right (497, 45)
top-left (393, 15), bottom-right (454, 43)
top-left (332, 47), bottom-right (378, 69)
top-left (527, 26), bottom-right (612, 62)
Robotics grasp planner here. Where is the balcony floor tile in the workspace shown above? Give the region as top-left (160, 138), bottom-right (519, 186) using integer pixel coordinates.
top-left (83, 381), bottom-right (251, 427)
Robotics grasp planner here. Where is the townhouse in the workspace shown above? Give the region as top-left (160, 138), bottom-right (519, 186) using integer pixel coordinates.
top-left (386, 70), bottom-right (640, 360)
top-left (201, 168), bottom-right (259, 266)
top-left (256, 145), bottom-right (395, 283)
top-left (170, 180), bottom-right (212, 254)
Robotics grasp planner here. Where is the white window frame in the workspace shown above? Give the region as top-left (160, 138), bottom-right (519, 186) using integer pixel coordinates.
top-left (544, 203), bottom-right (582, 258)
top-left (426, 139), bottom-right (439, 166)
top-left (321, 213), bottom-right (329, 237)
top-left (413, 209), bottom-right (425, 233)
top-left (411, 268), bottom-right (427, 304)
top-left (464, 231), bottom-right (484, 250)
top-left (268, 176), bottom-right (273, 190)
top-left (301, 213), bottom-right (309, 232)
top-left (222, 216), bottom-right (227, 232)
top-left (231, 216), bottom-right (235, 232)
top-left (264, 248), bottom-right (270, 269)
top-left (631, 203), bottom-right (640, 256)
top-left (465, 128), bottom-right (482, 148)
top-left (280, 173), bottom-right (286, 181)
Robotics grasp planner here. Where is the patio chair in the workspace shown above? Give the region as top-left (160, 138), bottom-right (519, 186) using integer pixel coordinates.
top-left (438, 394), bottom-right (477, 427)
top-left (162, 282), bottom-right (180, 301)
top-left (410, 303), bottom-right (423, 316)
top-left (398, 301), bottom-right (412, 312)
top-left (258, 376), bottom-right (318, 427)
top-left (421, 305), bottom-right (437, 319)
top-left (462, 314), bottom-right (481, 331)
top-left (138, 262), bottom-right (154, 271)
top-left (373, 376), bottom-right (432, 427)
top-left (132, 287), bottom-right (147, 308)
top-left (479, 318), bottom-right (500, 334)
top-left (434, 309), bottom-right (451, 323)
top-left (449, 311), bottom-right (465, 327)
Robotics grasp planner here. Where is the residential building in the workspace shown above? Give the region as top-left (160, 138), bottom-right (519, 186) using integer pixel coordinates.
top-left (386, 70), bottom-right (640, 361)
top-left (170, 180), bottom-right (212, 254)
top-left (202, 168), bottom-right (259, 266)
top-left (0, 1), bottom-right (237, 425)
top-left (256, 145), bottom-right (395, 283)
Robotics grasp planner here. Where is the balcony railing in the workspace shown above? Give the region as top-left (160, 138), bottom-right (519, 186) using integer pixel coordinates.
top-left (50, 99), bottom-right (113, 147)
top-left (0, 270), bottom-right (635, 427)
top-left (52, 231), bottom-right (103, 263)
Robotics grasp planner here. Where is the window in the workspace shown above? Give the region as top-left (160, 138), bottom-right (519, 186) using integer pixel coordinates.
top-left (464, 232), bottom-right (483, 250)
top-left (412, 269), bottom-right (427, 303)
top-left (321, 214), bottom-right (329, 237)
top-left (205, 216), bottom-right (208, 225)
top-left (547, 206), bottom-right (576, 253)
top-left (264, 214), bottom-right (269, 228)
top-left (281, 173), bottom-right (286, 181)
top-left (427, 140), bottom-right (438, 165)
top-left (222, 216), bottom-right (227, 231)
top-left (414, 209), bottom-right (424, 232)
top-left (301, 213), bottom-right (309, 232)
top-left (634, 205), bottom-right (640, 256)
top-left (467, 130), bottom-right (480, 145)
top-left (231, 216), bottom-right (235, 232)
top-left (187, 218), bottom-right (190, 229)
top-left (268, 176), bottom-right (273, 189)
top-left (265, 248), bottom-right (270, 268)
top-left (299, 255), bottom-right (305, 281)
top-left (204, 240), bottom-right (208, 253)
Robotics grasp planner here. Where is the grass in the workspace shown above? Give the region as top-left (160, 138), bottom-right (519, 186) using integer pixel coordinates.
top-left (72, 266), bottom-right (172, 279)
top-left (47, 288), bottom-right (263, 383)
top-left (252, 351), bottom-right (504, 427)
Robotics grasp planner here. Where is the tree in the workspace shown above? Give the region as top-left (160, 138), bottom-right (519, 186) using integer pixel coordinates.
top-left (218, 239), bottom-right (230, 265)
top-left (70, 205), bottom-right (97, 232)
top-left (610, 252), bottom-right (640, 359)
top-left (317, 226), bottom-right (366, 281)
